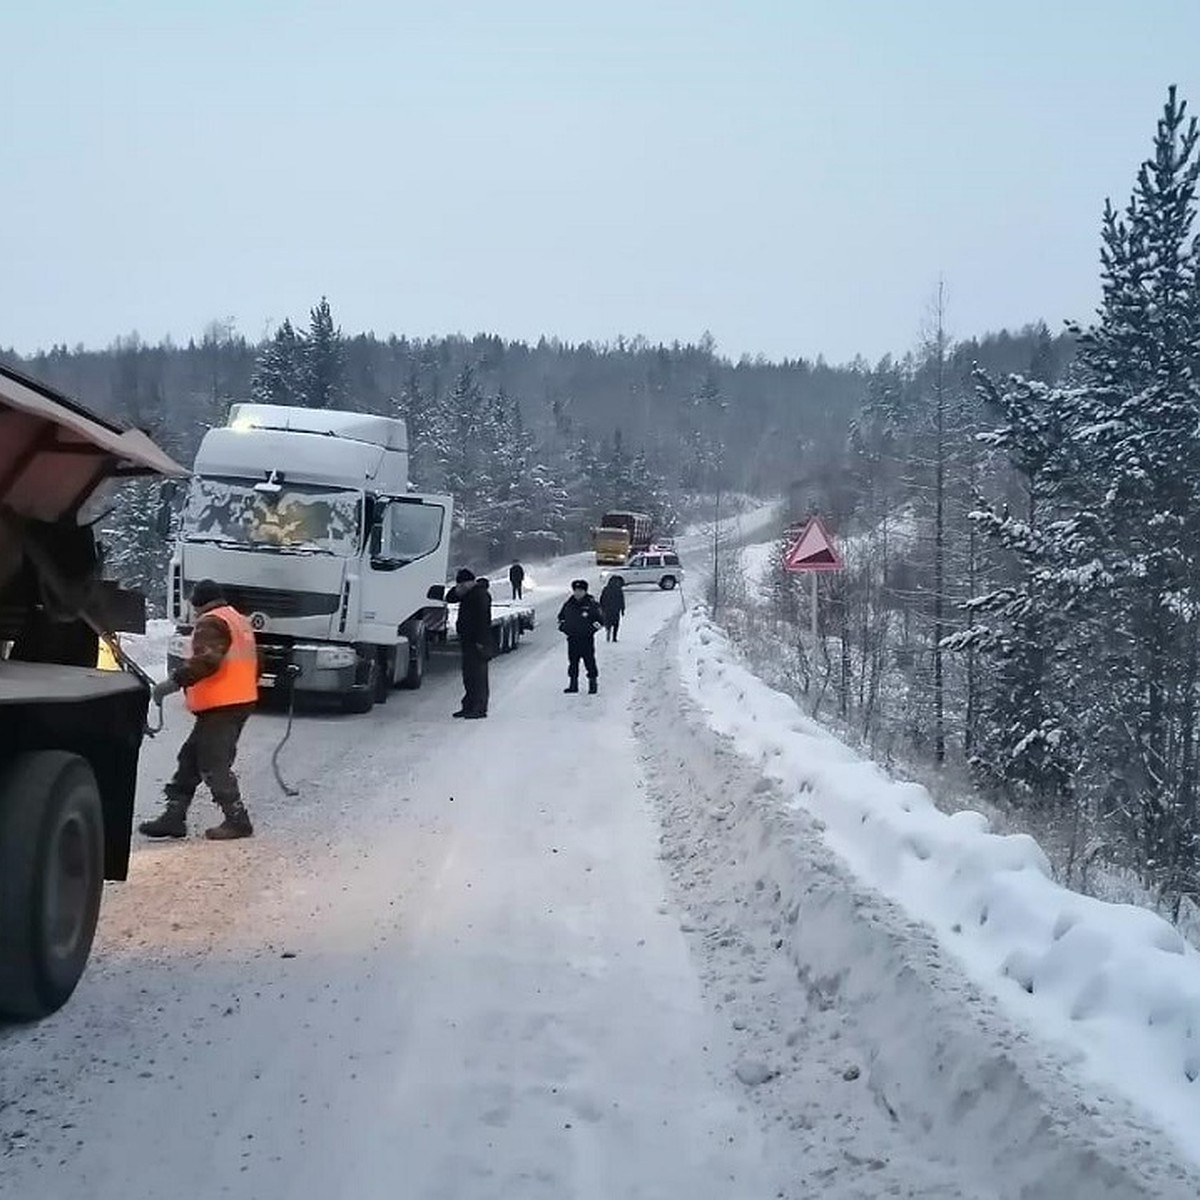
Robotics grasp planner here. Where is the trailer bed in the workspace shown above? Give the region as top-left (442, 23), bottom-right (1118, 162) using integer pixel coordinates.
top-left (443, 598), bottom-right (535, 652)
top-left (0, 660), bottom-right (143, 705)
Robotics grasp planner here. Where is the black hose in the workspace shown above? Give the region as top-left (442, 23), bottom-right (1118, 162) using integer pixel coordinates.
top-left (271, 666), bottom-right (301, 797)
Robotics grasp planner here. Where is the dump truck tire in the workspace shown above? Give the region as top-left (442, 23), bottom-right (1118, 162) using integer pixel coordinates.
top-left (0, 752), bottom-right (105, 1021)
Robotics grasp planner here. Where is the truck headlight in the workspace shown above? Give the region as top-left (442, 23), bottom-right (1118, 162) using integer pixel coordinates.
top-left (314, 645), bottom-right (357, 670)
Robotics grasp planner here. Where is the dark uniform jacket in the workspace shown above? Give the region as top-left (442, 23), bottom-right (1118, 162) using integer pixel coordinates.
top-left (599, 579), bottom-right (626, 620)
top-left (558, 594), bottom-right (604, 638)
top-left (456, 579), bottom-right (493, 649)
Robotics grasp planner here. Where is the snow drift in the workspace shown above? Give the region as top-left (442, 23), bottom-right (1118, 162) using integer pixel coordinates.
top-left (677, 603), bottom-right (1200, 1171)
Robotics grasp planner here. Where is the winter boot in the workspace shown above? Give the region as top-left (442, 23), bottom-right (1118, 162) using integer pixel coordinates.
top-left (138, 801), bottom-right (188, 839)
top-left (205, 802), bottom-right (254, 841)
top-left (588, 678), bottom-right (598, 695)
top-left (564, 680), bottom-right (579, 694)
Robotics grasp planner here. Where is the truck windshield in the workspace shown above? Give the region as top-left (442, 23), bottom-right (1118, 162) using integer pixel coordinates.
top-left (182, 477), bottom-right (362, 556)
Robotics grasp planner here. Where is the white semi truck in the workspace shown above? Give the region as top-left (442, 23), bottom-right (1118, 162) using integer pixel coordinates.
top-left (168, 404), bottom-right (453, 713)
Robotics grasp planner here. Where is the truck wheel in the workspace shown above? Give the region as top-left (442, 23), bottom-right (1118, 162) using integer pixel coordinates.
top-left (374, 652), bottom-right (391, 705)
top-left (659, 575), bottom-right (678, 591)
top-left (399, 626), bottom-right (426, 690)
top-left (0, 752), bottom-right (104, 1021)
top-left (342, 659), bottom-right (377, 714)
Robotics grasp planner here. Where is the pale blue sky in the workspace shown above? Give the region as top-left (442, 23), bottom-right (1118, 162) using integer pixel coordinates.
top-left (3, 1), bottom-right (1198, 363)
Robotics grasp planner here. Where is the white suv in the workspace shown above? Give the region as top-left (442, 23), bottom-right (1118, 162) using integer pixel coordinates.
top-left (610, 551), bottom-right (684, 590)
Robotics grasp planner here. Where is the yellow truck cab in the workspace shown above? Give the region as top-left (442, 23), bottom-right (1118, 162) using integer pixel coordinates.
top-left (594, 526), bottom-right (632, 565)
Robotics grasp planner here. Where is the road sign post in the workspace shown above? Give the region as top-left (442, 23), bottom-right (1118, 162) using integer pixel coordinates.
top-left (783, 515), bottom-right (844, 641)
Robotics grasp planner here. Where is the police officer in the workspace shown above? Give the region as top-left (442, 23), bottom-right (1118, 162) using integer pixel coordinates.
top-left (557, 579), bottom-right (604, 694)
top-left (139, 579), bottom-right (257, 840)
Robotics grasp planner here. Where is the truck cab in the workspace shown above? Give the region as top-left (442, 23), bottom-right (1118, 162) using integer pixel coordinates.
top-left (594, 510), bottom-right (652, 565)
top-left (168, 405), bottom-right (452, 713)
top-left (594, 526), bottom-right (632, 565)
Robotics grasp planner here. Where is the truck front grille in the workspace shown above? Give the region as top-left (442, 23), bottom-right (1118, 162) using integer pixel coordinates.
top-left (187, 582), bottom-right (340, 619)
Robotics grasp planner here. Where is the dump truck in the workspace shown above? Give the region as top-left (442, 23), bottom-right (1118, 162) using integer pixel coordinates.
top-left (594, 510), bottom-right (652, 565)
top-left (0, 363), bottom-right (187, 1019)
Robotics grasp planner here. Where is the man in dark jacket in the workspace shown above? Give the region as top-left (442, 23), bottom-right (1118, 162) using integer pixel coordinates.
top-left (452, 568), bottom-right (492, 719)
top-left (557, 579), bottom-right (604, 694)
top-left (508, 560), bottom-right (525, 600)
top-left (599, 574), bottom-right (625, 642)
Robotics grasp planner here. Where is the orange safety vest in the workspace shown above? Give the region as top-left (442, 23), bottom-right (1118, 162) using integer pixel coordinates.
top-left (185, 605), bottom-right (260, 713)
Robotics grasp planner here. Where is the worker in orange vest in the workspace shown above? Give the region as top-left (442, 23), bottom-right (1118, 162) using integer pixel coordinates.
top-left (139, 579), bottom-right (258, 841)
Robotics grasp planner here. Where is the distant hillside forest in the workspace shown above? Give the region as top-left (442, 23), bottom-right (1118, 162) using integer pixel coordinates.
top-left (1, 309), bottom-right (1072, 598)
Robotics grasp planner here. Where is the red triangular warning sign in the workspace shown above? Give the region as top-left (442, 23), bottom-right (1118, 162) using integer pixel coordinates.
top-left (783, 516), bottom-right (844, 572)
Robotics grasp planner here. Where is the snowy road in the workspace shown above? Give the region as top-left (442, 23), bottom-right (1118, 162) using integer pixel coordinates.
top-left (0, 554), bottom-right (775, 1200)
top-left (4, 512), bottom-right (1199, 1198)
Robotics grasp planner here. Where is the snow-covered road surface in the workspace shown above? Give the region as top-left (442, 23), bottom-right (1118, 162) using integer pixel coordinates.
top-left (1, 566), bottom-right (772, 1200)
top-left (4, 511), bottom-right (1199, 1198)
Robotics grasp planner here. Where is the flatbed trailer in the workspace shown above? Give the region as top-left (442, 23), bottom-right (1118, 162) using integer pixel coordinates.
top-left (443, 597), bottom-right (536, 654)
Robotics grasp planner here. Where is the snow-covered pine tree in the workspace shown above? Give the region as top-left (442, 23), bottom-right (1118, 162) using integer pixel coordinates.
top-left (394, 365), bottom-right (448, 492)
top-left (302, 297), bottom-right (346, 410)
top-left (497, 394), bottom-right (569, 553)
top-left (966, 89), bottom-right (1200, 901)
top-left (1068, 87), bottom-right (1200, 892)
top-left (954, 371), bottom-right (1085, 812)
top-left (438, 365), bottom-right (491, 550)
top-left (250, 318), bottom-right (305, 408)
top-left (99, 340), bottom-right (173, 613)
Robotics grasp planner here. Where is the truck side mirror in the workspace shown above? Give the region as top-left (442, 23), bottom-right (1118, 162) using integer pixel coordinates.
top-left (366, 494), bottom-right (390, 559)
top-left (427, 584), bottom-right (445, 601)
top-left (155, 500), bottom-right (172, 540)
top-left (155, 480), bottom-right (179, 541)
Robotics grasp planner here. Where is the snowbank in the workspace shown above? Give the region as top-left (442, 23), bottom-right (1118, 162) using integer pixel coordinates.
top-left (677, 604), bottom-right (1200, 1168)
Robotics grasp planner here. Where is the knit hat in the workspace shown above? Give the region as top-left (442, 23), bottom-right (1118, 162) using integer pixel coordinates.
top-left (191, 578), bottom-right (224, 608)
top-left (455, 568), bottom-right (476, 584)
top-left (570, 579), bottom-right (589, 591)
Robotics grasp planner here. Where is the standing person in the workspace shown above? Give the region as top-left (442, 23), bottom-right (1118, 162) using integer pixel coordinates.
top-left (508, 560), bottom-right (525, 601)
top-left (599, 574), bottom-right (626, 642)
top-left (557, 579), bottom-right (604, 694)
top-left (452, 568), bottom-right (492, 719)
top-left (139, 579), bottom-right (257, 841)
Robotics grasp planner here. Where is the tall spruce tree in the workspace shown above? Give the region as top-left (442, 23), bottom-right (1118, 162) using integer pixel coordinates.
top-left (1070, 87), bottom-right (1200, 887)
top-left (955, 372), bottom-right (1084, 808)
top-left (303, 297), bottom-right (346, 409)
top-left (967, 88), bottom-right (1200, 899)
top-left (250, 318), bottom-right (305, 407)
top-left (100, 339), bottom-right (172, 612)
